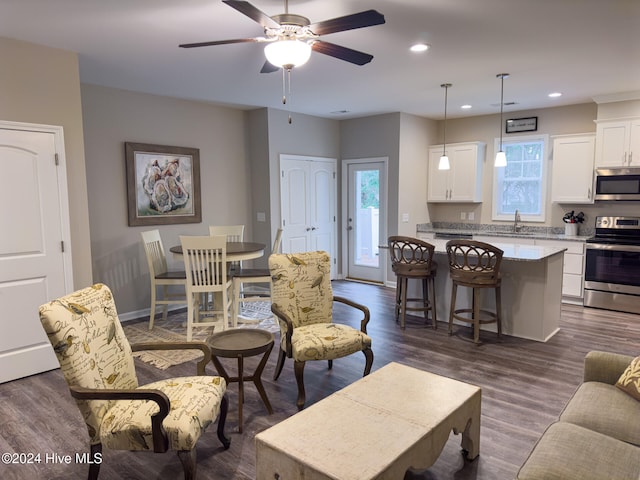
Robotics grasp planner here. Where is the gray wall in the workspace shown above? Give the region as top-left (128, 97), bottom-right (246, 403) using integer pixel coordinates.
top-left (0, 36), bottom-right (93, 288)
top-left (81, 84), bottom-right (251, 316)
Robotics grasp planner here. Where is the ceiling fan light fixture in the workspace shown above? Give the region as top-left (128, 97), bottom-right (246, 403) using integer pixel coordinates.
top-left (264, 39), bottom-right (312, 68)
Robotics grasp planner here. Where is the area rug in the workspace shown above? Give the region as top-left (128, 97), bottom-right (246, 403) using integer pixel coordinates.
top-left (123, 302), bottom-right (279, 370)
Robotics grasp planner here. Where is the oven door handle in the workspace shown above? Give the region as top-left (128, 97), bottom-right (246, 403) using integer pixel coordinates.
top-left (586, 243), bottom-right (640, 253)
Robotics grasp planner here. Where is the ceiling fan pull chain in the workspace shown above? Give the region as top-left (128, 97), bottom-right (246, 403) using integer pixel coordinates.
top-left (286, 67), bottom-right (293, 124)
top-left (281, 67), bottom-right (287, 104)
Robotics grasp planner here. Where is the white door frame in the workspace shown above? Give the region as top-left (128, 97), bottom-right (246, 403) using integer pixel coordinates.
top-left (341, 157), bottom-right (388, 283)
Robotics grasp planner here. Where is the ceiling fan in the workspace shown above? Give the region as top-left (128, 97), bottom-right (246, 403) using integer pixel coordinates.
top-left (179, 0), bottom-right (386, 73)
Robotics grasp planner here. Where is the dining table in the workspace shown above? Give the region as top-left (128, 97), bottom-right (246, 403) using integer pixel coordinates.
top-left (169, 241), bottom-right (266, 261)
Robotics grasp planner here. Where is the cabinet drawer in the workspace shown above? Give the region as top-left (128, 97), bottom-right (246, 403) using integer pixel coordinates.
top-left (417, 233), bottom-right (435, 241)
top-left (535, 239), bottom-right (584, 255)
top-left (563, 273), bottom-right (583, 297)
top-left (564, 253), bottom-right (584, 275)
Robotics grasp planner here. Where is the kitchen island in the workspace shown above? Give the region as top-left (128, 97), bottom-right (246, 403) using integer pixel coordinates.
top-left (427, 239), bottom-right (566, 342)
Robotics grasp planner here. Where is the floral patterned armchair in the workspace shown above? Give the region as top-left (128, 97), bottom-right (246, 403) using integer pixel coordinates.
top-left (38, 283), bottom-right (230, 480)
top-left (269, 251), bottom-right (374, 410)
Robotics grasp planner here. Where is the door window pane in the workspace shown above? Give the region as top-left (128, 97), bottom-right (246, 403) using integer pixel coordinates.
top-left (355, 170), bottom-right (379, 267)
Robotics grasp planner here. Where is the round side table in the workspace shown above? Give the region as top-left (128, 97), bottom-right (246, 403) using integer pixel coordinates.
top-left (207, 328), bottom-right (274, 432)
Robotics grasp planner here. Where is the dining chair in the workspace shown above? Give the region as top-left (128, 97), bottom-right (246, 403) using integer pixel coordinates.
top-left (232, 228), bottom-right (283, 326)
top-left (388, 235), bottom-right (438, 330)
top-left (446, 239), bottom-right (503, 345)
top-left (269, 250), bottom-right (374, 410)
top-left (180, 235), bottom-right (233, 340)
top-left (38, 283), bottom-right (230, 480)
top-left (208, 225), bottom-right (245, 273)
top-left (141, 229), bottom-right (187, 330)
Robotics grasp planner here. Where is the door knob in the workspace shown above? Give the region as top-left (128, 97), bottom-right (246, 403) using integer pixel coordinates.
top-left (347, 226), bottom-right (353, 231)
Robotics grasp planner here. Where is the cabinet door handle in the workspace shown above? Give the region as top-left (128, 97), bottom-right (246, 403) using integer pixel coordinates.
top-left (588, 187), bottom-right (592, 200)
top-left (630, 152), bottom-right (633, 165)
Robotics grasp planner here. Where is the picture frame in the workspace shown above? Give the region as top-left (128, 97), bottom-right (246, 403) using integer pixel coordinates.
top-left (125, 142), bottom-right (201, 226)
top-left (506, 116), bottom-right (538, 133)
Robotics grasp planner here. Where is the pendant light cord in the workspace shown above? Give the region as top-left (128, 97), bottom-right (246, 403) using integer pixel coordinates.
top-left (497, 73), bottom-right (509, 152)
top-left (441, 83), bottom-right (451, 156)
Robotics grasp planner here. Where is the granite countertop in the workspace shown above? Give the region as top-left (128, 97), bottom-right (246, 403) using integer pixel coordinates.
top-left (417, 223), bottom-right (592, 242)
top-left (429, 238), bottom-right (566, 262)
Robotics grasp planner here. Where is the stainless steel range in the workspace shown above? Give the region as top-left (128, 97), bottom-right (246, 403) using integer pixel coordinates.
top-left (584, 216), bottom-right (640, 314)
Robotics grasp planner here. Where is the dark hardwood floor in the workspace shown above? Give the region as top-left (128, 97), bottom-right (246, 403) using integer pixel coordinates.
top-left (1, 280), bottom-right (639, 480)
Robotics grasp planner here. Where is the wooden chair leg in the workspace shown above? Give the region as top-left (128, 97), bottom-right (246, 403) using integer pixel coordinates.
top-left (149, 286), bottom-right (157, 330)
top-left (217, 395), bottom-right (231, 449)
top-left (294, 360), bottom-right (306, 411)
top-left (177, 449), bottom-right (196, 480)
top-left (473, 288), bottom-right (481, 345)
top-left (422, 278), bottom-right (429, 323)
top-left (495, 285), bottom-right (503, 338)
top-left (88, 443), bottom-right (102, 480)
top-left (428, 277), bottom-right (437, 329)
top-left (400, 277), bottom-right (408, 329)
top-left (395, 277), bottom-right (402, 322)
top-left (362, 347), bottom-right (374, 376)
top-left (161, 285), bottom-right (169, 322)
top-left (273, 349), bottom-right (286, 381)
top-left (448, 283), bottom-right (457, 335)
top-left (327, 359), bottom-right (333, 370)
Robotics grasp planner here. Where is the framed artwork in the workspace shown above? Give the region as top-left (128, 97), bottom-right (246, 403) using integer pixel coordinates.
top-left (125, 142), bottom-right (201, 226)
top-left (506, 116), bottom-right (538, 133)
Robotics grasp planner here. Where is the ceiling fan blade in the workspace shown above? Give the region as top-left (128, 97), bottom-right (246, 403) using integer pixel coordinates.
top-left (311, 41), bottom-right (374, 66)
top-left (260, 60), bottom-right (280, 74)
top-left (223, 0), bottom-right (280, 29)
top-left (179, 38), bottom-right (261, 48)
top-left (308, 10), bottom-right (385, 36)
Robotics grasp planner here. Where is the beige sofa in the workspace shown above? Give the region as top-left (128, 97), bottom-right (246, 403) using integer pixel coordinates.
top-left (517, 351), bottom-right (640, 480)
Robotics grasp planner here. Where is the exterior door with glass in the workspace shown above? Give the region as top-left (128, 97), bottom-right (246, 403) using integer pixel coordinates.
top-left (345, 159), bottom-right (387, 284)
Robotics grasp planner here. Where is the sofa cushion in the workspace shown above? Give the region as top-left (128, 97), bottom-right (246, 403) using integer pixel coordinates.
top-left (559, 381), bottom-right (640, 446)
top-left (615, 355), bottom-right (640, 401)
top-left (517, 422), bottom-right (640, 480)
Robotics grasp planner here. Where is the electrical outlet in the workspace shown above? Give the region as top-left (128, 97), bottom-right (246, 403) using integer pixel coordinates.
top-left (257, 212), bottom-right (266, 222)
top-left (468, 212), bottom-right (475, 221)
top-left (460, 212), bottom-right (466, 220)
top-left (402, 213), bottom-right (409, 223)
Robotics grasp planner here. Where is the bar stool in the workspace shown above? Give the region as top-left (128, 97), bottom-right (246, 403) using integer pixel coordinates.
top-left (388, 236), bottom-right (437, 330)
top-left (446, 239), bottom-right (503, 344)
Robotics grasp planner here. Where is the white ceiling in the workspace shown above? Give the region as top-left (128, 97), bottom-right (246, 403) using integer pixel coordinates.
top-left (1, 0), bottom-right (639, 120)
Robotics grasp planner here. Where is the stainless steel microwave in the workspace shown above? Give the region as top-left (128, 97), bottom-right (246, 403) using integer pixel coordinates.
top-left (594, 168), bottom-right (640, 201)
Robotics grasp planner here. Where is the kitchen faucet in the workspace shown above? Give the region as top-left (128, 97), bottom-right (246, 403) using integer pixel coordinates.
top-left (514, 209), bottom-right (522, 232)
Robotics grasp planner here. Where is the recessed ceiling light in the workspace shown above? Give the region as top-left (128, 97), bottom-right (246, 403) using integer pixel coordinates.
top-left (410, 43), bottom-right (430, 53)
top-left (461, 104), bottom-right (472, 109)
top-left (548, 92), bottom-right (562, 98)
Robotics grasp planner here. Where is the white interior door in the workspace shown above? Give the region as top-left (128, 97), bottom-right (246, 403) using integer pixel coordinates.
top-left (0, 124), bottom-right (72, 383)
top-left (280, 155), bottom-right (337, 278)
top-left (345, 159), bottom-right (387, 284)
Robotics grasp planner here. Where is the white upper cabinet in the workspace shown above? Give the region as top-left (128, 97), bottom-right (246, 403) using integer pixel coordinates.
top-left (595, 118), bottom-right (640, 167)
top-left (551, 134), bottom-right (595, 204)
top-left (427, 142), bottom-right (485, 203)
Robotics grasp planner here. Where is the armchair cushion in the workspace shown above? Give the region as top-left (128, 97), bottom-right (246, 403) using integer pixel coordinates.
top-left (289, 323), bottom-right (372, 362)
top-left (101, 376), bottom-right (226, 451)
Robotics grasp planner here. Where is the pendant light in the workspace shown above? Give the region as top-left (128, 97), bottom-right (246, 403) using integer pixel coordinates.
top-left (438, 83), bottom-right (452, 170)
top-left (495, 73), bottom-right (510, 167)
